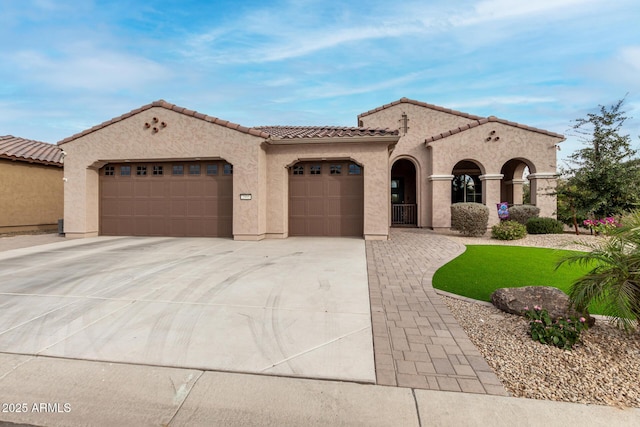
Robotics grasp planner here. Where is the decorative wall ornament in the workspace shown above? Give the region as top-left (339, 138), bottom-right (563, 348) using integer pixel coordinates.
top-left (144, 117), bottom-right (168, 134)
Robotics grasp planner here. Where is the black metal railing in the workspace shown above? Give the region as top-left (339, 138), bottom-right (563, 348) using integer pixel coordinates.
top-left (392, 204), bottom-right (417, 226)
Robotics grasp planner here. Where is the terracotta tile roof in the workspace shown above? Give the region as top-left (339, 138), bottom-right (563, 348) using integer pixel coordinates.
top-left (254, 126), bottom-right (399, 139)
top-left (357, 97), bottom-right (485, 121)
top-left (0, 135), bottom-right (63, 166)
top-left (358, 97), bottom-right (564, 140)
top-left (424, 116), bottom-right (565, 143)
top-left (58, 100), bottom-right (271, 145)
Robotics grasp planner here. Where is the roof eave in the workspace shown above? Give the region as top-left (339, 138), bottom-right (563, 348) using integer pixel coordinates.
top-left (266, 135), bottom-right (400, 145)
top-left (0, 154), bottom-right (63, 167)
top-left (57, 100), bottom-right (270, 145)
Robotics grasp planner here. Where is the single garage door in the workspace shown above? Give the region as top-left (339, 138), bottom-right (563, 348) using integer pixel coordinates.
top-left (100, 161), bottom-right (233, 237)
top-left (289, 161), bottom-right (363, 237)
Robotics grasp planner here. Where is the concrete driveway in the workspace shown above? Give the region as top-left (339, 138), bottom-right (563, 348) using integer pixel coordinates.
top-left (0, 236), bottom-right (374, 382)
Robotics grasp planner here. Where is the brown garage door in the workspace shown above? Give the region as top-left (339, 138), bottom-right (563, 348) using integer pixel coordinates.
top-left (289, 161), bottom-right (363, 237)
top-left (100, 161), bottom-right (233, 237)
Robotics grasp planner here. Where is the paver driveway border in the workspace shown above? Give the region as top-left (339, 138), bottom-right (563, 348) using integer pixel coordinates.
top-left (366, 228), bottom-right (508, 395)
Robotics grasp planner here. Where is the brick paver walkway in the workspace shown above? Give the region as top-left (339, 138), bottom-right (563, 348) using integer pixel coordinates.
top-left (366, 228), bottom-right (508, 395)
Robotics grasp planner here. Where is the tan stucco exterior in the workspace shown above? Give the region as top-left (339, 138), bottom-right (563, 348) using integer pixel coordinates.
top-left (59, 98), bottom-right (563, 240)
top-left (60, 105), bottom-right (396, 240)
top-left (0, 159), bottom-right (63, 233)
top-left (359, 100), bottom-right (563, 230)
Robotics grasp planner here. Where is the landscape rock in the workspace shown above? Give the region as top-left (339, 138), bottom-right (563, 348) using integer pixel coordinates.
top-left (490, 286), bottom-right (595, 326)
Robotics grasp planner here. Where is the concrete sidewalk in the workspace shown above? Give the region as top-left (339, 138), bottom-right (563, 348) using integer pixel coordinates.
top-left (0, 354), bottom-right (638, 427)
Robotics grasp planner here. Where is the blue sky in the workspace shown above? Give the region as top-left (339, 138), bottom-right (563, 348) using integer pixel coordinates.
top-left (1, 0), bottom-right (639, 165)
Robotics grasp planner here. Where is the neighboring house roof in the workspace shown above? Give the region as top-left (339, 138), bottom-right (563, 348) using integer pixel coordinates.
top-left (0, 135), bottom-right (63, 166)
top-left (357, 97), bottom-right (485, 121)
top-left (254, 126), bottom-right (399, 139)
top-left (58, 100), bottom-right (271, 145)
top-left (424, 116), bottom-right (565, 143)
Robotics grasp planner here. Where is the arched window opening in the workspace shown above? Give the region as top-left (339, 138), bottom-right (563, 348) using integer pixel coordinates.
top-left (452, 174), bottom-right (482, 203)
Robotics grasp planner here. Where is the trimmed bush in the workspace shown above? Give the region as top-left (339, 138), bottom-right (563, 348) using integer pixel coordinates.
top-left (509, 205), bottom-right (540, 225)
top-left (491, 220), bottom-right (527, 240)
top-left (451, 203), bottom-right (489, 237)
top-left (527, 217), bottom-right (564, 234)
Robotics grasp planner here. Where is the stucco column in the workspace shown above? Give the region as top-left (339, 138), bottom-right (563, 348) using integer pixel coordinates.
top-left (528, 173), bottom-right (558, 218)
top-left (506, 178), bottom-right (525, 205)
top-left (480, 174), bottom-right (504, 226)
top-left (428, 174), bottom-right (454, 230)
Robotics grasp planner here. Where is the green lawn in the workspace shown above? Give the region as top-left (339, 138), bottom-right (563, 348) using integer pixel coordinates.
top-left (433, 245), bottom-right (602, 313)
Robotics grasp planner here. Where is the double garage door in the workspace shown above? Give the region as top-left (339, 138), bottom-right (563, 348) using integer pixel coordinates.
top-left (289, 161), bottom-right (364, 237)
top-left (99, 161), bottom-right (232, 237)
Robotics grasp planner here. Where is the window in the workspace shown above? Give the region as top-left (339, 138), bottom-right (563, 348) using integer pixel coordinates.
top-left (120, 165), bottom-right (131, 176)
top-left (189, 164), bottom-right (200, 175)
top-left (310, 165), bottom-right (321, 175)
top-left (452, 174), bottom-right (482, 203)
top-left (152, 165), bottom-right (163, 176)
top-left (293, 165), bottom-right (304, 175)
top-left (136, 166), bottom-right (147, 176)
top-left (104, 166), bottom-right (115, 176)
top-left (348, 163), bottom-right (361, 175)
top-left (172, 165), bottom-right (183, 175)
top-left (223, 163), bottom-right (233, 175)
top-left (330, 164), bottom-right (342, 175)
top-left (206, 164), bottom-right (218, 175)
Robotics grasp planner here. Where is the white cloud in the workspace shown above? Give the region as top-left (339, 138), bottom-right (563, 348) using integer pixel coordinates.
top-left (448, 96), bottom-right (557, 109)
top-left (9, 47), bottom-right (171, 92)
top-left (454, 0), bottom-right (604, 26)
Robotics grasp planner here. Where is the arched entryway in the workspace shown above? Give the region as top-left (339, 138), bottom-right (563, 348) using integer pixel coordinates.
top-left (391, 158), bottom-right (417, 226)
top-left (500, 159), bottom-right (533, 205)
top-left (451, 160), bottom-right (483, 203)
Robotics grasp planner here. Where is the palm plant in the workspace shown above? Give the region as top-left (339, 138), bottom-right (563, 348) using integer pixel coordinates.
top-left (558, 210), bottom-right (640, 331)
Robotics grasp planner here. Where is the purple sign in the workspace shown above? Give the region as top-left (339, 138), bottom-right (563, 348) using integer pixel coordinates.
top-left (497, 202), bottom-right (509, 220)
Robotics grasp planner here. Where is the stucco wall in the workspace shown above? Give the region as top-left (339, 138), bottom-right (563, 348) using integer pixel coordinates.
top-left (358, 102), bottom-right (476, 227)
top-left (427, 122), bottom-right (561, 227)
top-left (360, 101), bottom-right (561, 229)
top-left (265, 141), bottom-right (393, 240)
top-left (60, 107), bottom-right (266, 240)
top-left (0, 159), bottom-right (63, 232)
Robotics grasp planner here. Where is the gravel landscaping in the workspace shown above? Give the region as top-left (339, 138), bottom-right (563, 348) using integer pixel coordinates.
top-left (443, 296), bottom-right (640, 408)
top-left (439, 231), bottom-right (640, 409)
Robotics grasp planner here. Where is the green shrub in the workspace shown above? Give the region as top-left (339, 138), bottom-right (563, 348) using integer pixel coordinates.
top-left (491, 220), bottom-right (527, 240)
top-left (559, 210), bottom-right (640, 331)
top-left (526, 217), bottom-right (565, 234)
top-left (525, 306), bottom-right (588, 350)
top-left (509, 205), bottom-right (540, 225)
top-left (450, 203), bottom-right (489, 237)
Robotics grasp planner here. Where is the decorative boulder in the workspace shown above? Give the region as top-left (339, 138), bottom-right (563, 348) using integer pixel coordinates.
top-left (491, 286), bottom-right (595, 326)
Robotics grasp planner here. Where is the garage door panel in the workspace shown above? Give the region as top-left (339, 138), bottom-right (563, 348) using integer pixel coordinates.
top-left (134, 201), bottom-right (150, 216)
top-left (170, 219), bottom-right (186, 236)
top-left (134, 181), bottom-right (151, 197)
top-left (170, 181), bottom-right (187, 198)
top-left (117, 181), bottom-right (134, 198)
top-left (289, 161), bottom-right (363, 237)
top-left (187, 200), bottom-right (205, 216)
top-left (100, 161), bottom-right (232, 237)
top-left (150, 181), bottom-right (168, 197)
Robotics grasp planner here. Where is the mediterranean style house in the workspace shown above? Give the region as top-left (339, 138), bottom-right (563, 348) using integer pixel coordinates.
top-left (0, 135), bottom-right (63, 233)
top-left (58, 97), bottom-right (563, 240)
